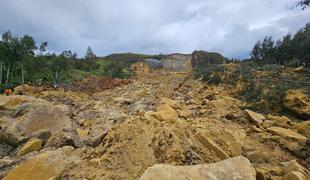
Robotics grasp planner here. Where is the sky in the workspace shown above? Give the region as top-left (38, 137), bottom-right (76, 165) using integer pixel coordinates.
top-left (0, 0), bottom-right (309, 59)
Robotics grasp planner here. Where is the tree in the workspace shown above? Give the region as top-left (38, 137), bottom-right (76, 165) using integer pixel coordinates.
top-left (39, 41), bottom-right (48, 55)
top-left (298, 0), bottom-right (310, 9)
top-left (250, 41), bottom-right (262, 61)
top-left (46, 55), bottom-right (70, 87)
top-left (274, 34), bottom-right (293, 65)
top-left (85, 46), bottom-right (96, 59)
top-left (20, 35), bottom-right (36, 84)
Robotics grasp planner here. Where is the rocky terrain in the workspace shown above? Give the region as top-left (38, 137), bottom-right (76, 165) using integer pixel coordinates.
top-left (0, 71), bottom-right (309, 180)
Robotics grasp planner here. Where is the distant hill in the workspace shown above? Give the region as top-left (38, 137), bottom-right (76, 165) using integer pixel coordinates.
top-left (105, 53), bottom-right (166, 62)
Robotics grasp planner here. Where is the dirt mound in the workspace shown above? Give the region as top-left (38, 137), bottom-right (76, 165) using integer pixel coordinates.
top-left (66, 76), bottom-right (131, 94)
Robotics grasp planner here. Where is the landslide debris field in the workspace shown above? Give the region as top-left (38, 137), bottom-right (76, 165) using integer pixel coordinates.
top-left (0, 71), bottom-right (310, 180)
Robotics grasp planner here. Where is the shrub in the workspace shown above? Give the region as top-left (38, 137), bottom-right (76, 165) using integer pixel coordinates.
top-left (103, 61), bottom-right (135, 79)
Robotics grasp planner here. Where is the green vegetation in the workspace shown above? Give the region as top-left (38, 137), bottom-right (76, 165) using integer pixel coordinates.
top-left (0, 31), bottom-right (147, 91)
top-left (194, 62), bottom-right (310, 114)
top-left (250, 23), bottom-right (310, 67)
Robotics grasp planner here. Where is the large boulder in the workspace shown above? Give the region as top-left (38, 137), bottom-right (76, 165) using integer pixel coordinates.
top-left (0, 95), bottom-right (45, 110)
top-left (0, 96), bottom-right (72, 146)
top-left (283, 90), bottom-right (310, 119)
top-left (3, 147), bottom-right (80, 180)
top-left (13, 85), bottom-right (43, 95)
top-left (139, 156), bottom-right (256, 180)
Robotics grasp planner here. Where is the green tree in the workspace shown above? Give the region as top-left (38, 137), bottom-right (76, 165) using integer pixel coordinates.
top-left (46, 55), bottom-right (70, 87)
top-left (85, 46), bottom-right (96, 59)
top-left (299, 0), bottom-right (310, 9)
top-left (250, 41), bottom-right (262, 61)
top-left (20, 35), bottom-right (36, 84)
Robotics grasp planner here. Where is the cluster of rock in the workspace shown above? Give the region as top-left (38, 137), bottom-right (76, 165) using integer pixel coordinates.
top-left (0, 73), bottom-right (309, 180)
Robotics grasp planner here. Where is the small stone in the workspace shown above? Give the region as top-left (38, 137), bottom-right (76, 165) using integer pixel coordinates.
top-left (282, 160), bottom-right (309, 175)
top-left (30, 129), bottom-right (52, 145)
top-left (261, 120), bottom-right (274, 129)
top-left (178, 109), bottom-right (193, 119)
top-left (86, 131), bottom-right (108, 147)
top-left (283, 171), bottom-right (307, 180)
top-left (88, 158), bottom-right (100, 167)
top-left (195, 133), bottom-right (229, 160)
top-left (248, 151), bottom-right (266, 163)
top-left (256, 168), bottom-right (270, 180)
top-left (245, 109), bottom-right (265, 126)
top-left (250, 126), bottom-right (264, 133)
top-left (17, 138), bottom-right (42, 157)
top-left (77, 129), bottom-right (89, 138)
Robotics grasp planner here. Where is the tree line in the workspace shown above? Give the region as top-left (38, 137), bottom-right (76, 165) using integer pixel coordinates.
top-left (250, 23), bottom-right (310, 67)
top-left (0, 31), bottom-right (99, 89)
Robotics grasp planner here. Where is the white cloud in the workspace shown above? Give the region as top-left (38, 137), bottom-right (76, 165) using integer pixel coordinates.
top-left (0, 0), bottom-right (309, 58)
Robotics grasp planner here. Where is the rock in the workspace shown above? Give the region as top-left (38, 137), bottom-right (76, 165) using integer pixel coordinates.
top-left (207, 96), bottom-right (240, 119)
top-left (266, 115), bottom-right (292, 128)
top-left (256, 168), bottom-right (270, 180)
top-left (86, 130), bottom-right (108, 147)
top-left (195, 133), bottom-right (229, 160)
top-left (267, 127), bottom-right (307, 145)
top-left (47, 131), bottom-right (83, 148)
top-left (245, 109), bottom-right (265, 126)
top-left (0, 131), bottom-right (25, 147)
top-left (0, 95), bottom-right (43, 110)
top-left (13, 85), bottom-right (42, 95)
top-left (1, 100), bottom-right (72, 146)
top-left (247, 151), bottom-right (267, 163)
top-left (159, 97), bottom-right (180, 109)
top-left (128, 101), bottom-right (147, 114)
top-left (283, 90), bottom-right (310, 119)
top-left (17, 138), bottom-right (42, 157)
top-left (178, 109), bottom-right (193, 119)
top-left (293, 121), bottom-right (310, 138)
top-left (3, 147), bottom-right (80, 180)
top-left (267, 114), bottom-right (291, 124)
top-left (282, 160), bottom-right (309, 176)
top-left (277, 138), bottom-right (300, 151)
top-left (283, 171), bottom-right (307, 180)
top-left (12, 104), bottom-right (31, 117)
top-left (261, 120), bottom-right (274, 129)
top-left (250, 125), bottom-right (264, 133)
top-left (149, 104), bottom-right (179, 123)
top-left (113, 97), bottom-right (132, 105)
top-left (88, 158), bottom-right (100, 167)
top-left (30, 129), bottom-right (52, 145)
top-left (77, 129), bottom-right (89, 139)
top-left (139, 156), bottom-right (256, 180)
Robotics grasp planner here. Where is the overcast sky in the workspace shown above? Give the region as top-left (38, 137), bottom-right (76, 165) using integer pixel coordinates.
top-left (0, 0), bottom-right (309, 58)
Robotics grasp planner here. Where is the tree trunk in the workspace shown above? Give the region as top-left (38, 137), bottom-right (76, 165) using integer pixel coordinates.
top-left (0, 61), bottom-right (3, 84)
top-left (5, 63), bottom-right (11, 87)
top-left (53, 71), bottom-right (59, 88)
top-left (10, 63), bottom-right (15, 81)
top-left (21, 64), bottom-right (24, 85)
